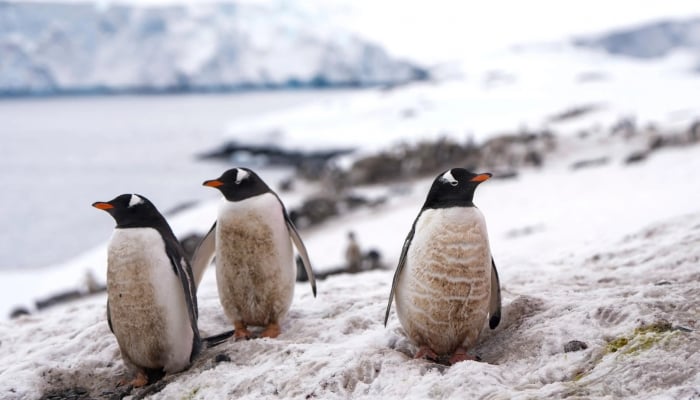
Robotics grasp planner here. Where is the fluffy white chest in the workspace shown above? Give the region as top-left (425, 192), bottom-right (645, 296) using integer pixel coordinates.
top-left (107, 228), bottom-right (193, 372)
top-left (395, 207), bottom-right (492, 354)
top-left (214, 193), bottom-right (295, 325)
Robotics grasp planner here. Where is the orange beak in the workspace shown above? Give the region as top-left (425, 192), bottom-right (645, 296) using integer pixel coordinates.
top-left (203, 179), bottom-right (224, 188)
top-left (470, 173), bottom-right (492, 183)
top-left (92, 202), bottom-right (114, 210)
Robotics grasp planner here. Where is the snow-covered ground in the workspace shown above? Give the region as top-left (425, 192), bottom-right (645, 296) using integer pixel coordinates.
top-left (1, 136), bottom-right (699, 399)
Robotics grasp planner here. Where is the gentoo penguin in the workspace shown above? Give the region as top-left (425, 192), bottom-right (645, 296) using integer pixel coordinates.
top-left (384, 168), bottom-right (502, 364)
top-left (93, 194), bottom-right (201, 387)
top-left (192, 167), bottom-right (317, 340)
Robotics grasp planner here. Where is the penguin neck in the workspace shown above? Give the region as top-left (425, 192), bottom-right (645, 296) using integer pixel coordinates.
top-left (116, 217), bottom-right (175, 242)
top-left (422, 198), bottom-right (475, 210)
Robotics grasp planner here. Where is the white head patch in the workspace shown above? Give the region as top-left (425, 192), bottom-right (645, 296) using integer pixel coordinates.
top-left (235, 168), bottom-right (250, 184)
top-left (128, 194), bottom-right (144, 208)
top-left (440, 169), bottom-right (459, 186)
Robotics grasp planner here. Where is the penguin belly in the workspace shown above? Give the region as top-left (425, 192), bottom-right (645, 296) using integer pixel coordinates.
top-left (107, 228), bottom-right (194, 373)
top-left (395, 207), bottom-right (492, 355)
top-left (215, 194), bottom-right (295, 327)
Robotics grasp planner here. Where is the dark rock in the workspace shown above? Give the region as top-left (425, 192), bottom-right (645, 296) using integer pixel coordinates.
top-left (492, 171), bottom-right (519, 180)
top-left (289, 197), bottom-right (339, 228)
top-left (548, 104), bottom-right (601, 122)
top-left (197, 140), bottom-right (354, 169)
top-left (688, 120), bottom-right (700, 142)
top-left (179, 233), bottom-right (204, 261)
top-left (610, 117), bottom-right (637, 136)
top-left (365, 249), bottom-right (384, 270)
top-left (278, 177), bottom-right (294, 192)
top-left (215, 353), bottom-right (231, 363)
top-left (523, 150), bottom-right (543, 167)
top-left (625, 151), bottom-right (648, 164)
top-left (570, 157), bottom-right (610, 170)
top-left (35, 290), bottom-right (83, 310)
top-left (10, 307), bottom-right (30, 319)
top-left (649, 135), bottom-right (666, 151)
top-left (564, 340), bottom-right (588, 353)
top-left (296, 256), bottom-right (309, 282)
top-left (655, 280), bottom-right (673, 286)
top-left (673, 325), bottom-right (693, 333)
top-left (163, 200), bottom-right (197, 216)
top-left (40, 387), bottom-right (90, 400)
top-left (577, 72), bottom-right (607, 83)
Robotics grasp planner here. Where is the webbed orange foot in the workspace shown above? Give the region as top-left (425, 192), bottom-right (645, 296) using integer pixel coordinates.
top-left (449, 347), bottom-right (478, 365)
top-left (118, 370), bottom-right (148, 388)
top-left (415, 345), bottom-right (439, 361)
top-left (261, 323), bottom-right (280, 338)
top-left (234, 321), bottom-right (251, 341)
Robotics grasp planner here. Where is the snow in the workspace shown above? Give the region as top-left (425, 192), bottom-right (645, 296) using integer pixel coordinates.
top-left (1, 138), bottom-right (700, 399)
top-left (222, 45), bottom-right (700, 154)
top-left (0, 1), bottom-right (423, 95)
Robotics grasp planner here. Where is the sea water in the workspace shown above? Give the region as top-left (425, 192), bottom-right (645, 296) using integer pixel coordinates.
top-left (0, 90), bottom-right (347, 270)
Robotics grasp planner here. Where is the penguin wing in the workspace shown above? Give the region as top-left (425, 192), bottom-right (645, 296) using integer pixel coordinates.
top-left (191, 222), bottom-right (216, 289)
top-left (384, 221), bottom-right (416, 326)
top-left (489, 258), bottom-right (502, 329)
top-left (285, 214), bottom-right (317, 297)
top-left (162, 234), bottom-right (201, 342)
top-left (106, 299), bottom-right (114, 334)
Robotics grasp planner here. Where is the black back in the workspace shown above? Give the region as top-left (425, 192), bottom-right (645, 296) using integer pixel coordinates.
top-left (205, 168), bottom-right (272, 202)
top-left (422, 168), bottom-right (491, 210)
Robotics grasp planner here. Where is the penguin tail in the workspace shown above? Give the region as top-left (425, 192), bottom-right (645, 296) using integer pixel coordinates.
top-left (202, 330), bottom-right (235, 348)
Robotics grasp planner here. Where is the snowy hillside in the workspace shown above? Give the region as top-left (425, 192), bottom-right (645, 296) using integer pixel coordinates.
top-left (0, 1), bottom-right (425, 95)
top-left (575, 17), bottom-right (700, 60)
top-left (1, 139), bottom-right (699, 399)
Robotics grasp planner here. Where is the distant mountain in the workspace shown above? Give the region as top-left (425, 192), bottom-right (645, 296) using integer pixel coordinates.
top-left (574, 17), bottom-right (700, 59)
top-left (0, 1), bottom-right (427, 96)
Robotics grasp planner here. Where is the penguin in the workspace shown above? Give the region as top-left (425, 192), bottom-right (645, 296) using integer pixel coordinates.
top-left (384, 168), bottom-right (502, 365)
top-left (191, 167), bottom-right (317, 340)
top-left (93, 193), bottom-right (201, 387)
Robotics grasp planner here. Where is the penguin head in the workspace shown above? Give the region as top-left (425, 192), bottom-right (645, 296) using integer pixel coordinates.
top-left (203, 168), bottom-right (271, 202)
top-left (92, 193), bottom-right (165, 228)
top-left (422, 168), bottom-right (492, 209)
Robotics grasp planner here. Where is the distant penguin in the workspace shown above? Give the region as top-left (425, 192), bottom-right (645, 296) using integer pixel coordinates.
top-left (345, 231), bottom-right (362, 273)
top-left (93, 194), bottom-right (201, 387)
top-left (192, 168), bottom-right (317, 340)
top-left (384, 168), bottom-right (502, 364)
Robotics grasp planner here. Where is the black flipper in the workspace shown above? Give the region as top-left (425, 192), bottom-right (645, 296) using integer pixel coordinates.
top-left (106, 299), bottom-right (114, 334)
top-left (160, 228), bottom-right (202, 361)
top-left (202, 330), bottom-right (235, 348)
top-left (274, 193), bottom-right (317, 297)
top-left (384, 216), bottom-right (418, 326)
top-left (489, 258), bottom-right (502, 329)
top-left (191, 222), bottom-right (216, 289)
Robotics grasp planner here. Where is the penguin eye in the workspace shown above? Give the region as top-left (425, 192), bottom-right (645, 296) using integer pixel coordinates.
top-left (449, 181), bottom-right (458, 187)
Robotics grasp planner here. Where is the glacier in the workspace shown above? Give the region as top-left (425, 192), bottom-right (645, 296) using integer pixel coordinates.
top-left (0, 1), bottom-right (427, 96)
